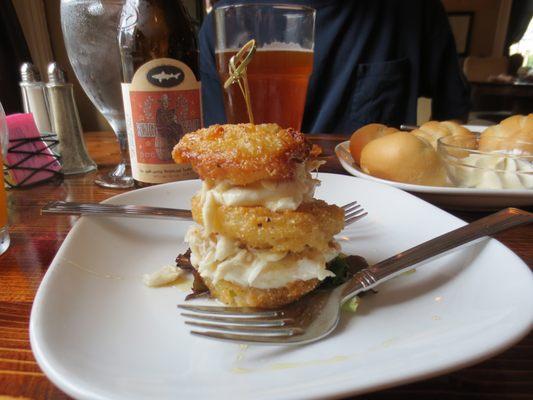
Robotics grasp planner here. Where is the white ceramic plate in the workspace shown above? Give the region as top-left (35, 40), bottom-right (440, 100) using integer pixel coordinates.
top-left (463, 125), bottom-right (486, 133)
top-left (335, 141), bottom-right (533, 211)
top-left (30, 174), bottom-right (533, 400)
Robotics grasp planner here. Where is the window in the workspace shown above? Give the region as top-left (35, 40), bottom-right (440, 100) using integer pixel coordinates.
top-left (510, 17), bottom-right (533, 67)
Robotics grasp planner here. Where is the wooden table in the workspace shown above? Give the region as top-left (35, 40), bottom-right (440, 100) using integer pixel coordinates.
top-left (1, 131), bottom-right (532, 399)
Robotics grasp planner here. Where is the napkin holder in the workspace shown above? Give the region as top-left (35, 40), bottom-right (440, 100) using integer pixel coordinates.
top-left (4, 113), bottom-right (62, 188)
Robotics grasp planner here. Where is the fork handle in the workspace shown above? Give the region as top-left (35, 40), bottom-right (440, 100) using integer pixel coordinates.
top-left (342, 208), bottom-right (533, 301)
top-left (41, 201), bottom-right (193, 220)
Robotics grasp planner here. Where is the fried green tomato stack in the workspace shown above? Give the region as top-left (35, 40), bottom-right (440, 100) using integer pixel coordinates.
top-left (173, 123), bottom-right (344, 308)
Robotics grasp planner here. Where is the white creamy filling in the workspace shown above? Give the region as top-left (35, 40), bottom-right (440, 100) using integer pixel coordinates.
top-left (200, 161), bottom-right (323, 233)
top-left (185, 225), bottom-right (338, 289)
top-left (447, 153), bottom-right (533, 189)
top-left (143, 265), bottom-right (183, 287)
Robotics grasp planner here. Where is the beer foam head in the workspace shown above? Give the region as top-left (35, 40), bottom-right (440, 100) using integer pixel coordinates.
top-left (217, 41), bottom-right (312, 53)
top-left (260, 41), bottom-right (312, 52)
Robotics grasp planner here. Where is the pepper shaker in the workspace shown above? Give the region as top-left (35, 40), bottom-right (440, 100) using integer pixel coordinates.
top-left (46, 62), bottom-right (97, 175)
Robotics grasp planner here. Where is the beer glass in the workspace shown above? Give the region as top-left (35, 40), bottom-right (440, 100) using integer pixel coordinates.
top-left (214, 4), bottom-right (315, 131)
top-left (0, 103), bottom-right (10, 255)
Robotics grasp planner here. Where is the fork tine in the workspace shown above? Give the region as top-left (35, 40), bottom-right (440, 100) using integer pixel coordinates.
top-left (344, 204), bottom-right (362, 215)
top-left (341, 200), bottom-right (358, 211)
top-left (190, 330), bottom-right (300, 344)
top-left (345, 211), bottom-right (368, 226)
top-left (343, 201), bottom-right (360, 210)
top-left (341, 201), bottom-right (367, 226)
top-left (345, 207), bottom-right (366, 218)
top-left (181, 313), bottom-right (292, 326)
top-left (344, 206), bottom-right (361, 216)
top-left (186, 321), bottom-right (302, 335)
top-left (344, 210), bottom-right (364, 224)
top-left (344, 207), bottom-right (363, 220)
top-left (178, 304), bottom-right (282, 317)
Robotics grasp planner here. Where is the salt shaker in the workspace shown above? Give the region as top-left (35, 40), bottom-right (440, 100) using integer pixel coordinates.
top-left (46, 62), bottom-right (97, 175)
top-left (20, 63), bottom-right (52, 134)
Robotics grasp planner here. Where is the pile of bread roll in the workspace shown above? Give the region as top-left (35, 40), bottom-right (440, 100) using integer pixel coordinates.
top-left (479, 114), bottom-right (533, 155)
top-left (349, 114), bottom-right (533, 188)
top-left (350, 120), bottom-right (472, 186)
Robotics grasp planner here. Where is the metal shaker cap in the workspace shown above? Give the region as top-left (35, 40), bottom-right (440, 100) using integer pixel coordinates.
top-left (47, 62), bottom-right (67, 84)
top-left (20, 62), bottom-right (41, 83)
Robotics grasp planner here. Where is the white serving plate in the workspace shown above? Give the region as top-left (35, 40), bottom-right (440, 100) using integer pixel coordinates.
top-left (30, 174), bottom-right (533, 400)
top-left (335, 141), bottom-right (533, 211)
top-left (463, 125), bottom-right (487, 133)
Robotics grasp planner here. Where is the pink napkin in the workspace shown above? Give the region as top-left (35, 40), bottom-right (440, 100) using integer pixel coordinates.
top-left (5, 113), bottom-right (61, 187)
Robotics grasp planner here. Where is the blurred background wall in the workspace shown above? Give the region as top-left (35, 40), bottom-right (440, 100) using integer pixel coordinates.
top-left (442, 0), bottom-right (512, 57)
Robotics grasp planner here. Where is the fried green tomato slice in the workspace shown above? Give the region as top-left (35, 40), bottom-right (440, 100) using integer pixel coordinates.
top-left (202, 277), bottom-right (320, 308)
top-left (172, 123), bottom-right (312, 186)
top-left (191, 196), bottom-right (344, 252)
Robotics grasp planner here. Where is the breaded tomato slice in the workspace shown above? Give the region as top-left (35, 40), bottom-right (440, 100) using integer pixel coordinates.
top-left (202, 277), bottom-right (320, 308)
top-left (173, 123), bottom-right (312, 185)
top-left (191, 196), bottom-right (344, 253)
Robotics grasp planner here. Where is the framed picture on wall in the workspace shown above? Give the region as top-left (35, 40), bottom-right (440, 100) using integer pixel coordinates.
top-left (448, 12), bottom-right (474, 56)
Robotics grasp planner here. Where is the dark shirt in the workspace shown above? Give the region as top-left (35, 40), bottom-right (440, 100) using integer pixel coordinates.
top-left (199, 0), bottom-right (471, 134)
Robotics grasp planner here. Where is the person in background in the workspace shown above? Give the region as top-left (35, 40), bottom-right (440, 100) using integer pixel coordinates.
top-left (508, 53), bottom-right (525, 76)
top-left (199, 0), bottom-right (471, 134)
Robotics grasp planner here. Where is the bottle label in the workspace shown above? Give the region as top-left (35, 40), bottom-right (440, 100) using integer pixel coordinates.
top-left (123, 58), bottom-right (201, 183)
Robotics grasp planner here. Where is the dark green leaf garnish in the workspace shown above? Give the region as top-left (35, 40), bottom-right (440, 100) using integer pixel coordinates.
top-left (176, 248), bottom-right (210, 300)
top-left (321, 254), bottom-right (372, 289)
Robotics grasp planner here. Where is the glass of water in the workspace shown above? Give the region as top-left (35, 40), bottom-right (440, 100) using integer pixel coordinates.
top-left (61, 0), bottom-right (133, 188)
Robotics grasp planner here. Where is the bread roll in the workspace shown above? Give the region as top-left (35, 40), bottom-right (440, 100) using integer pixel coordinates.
top-left (479, 114), bottom-right (533, 154)
top-left (349, 123), bottom-right (398, 165)
top-left (411, 121), bottom-right (474, 150)
top-left (499, 114), bottom-right (533, 132)
top-left (360, 132), bottom-right (449, 186)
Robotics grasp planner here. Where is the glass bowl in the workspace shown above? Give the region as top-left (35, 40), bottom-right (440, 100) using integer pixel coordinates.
top-left (437, 135), bottom-right (533, 189)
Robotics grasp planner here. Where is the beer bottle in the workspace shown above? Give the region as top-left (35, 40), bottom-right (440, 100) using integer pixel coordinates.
top-left (119, 0), bottom-right (201, 186)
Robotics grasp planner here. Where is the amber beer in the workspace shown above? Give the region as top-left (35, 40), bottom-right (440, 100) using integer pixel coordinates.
top-left (216, 48), bottom-right (313, 130)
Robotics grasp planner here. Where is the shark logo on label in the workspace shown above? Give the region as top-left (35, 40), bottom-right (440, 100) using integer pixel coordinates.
top-left (152, 71), bottom-right (182, 83)
top-left (147, 65), bottom-right (185, 88)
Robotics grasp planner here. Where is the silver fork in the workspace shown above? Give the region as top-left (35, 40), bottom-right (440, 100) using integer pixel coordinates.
top-left (178, 208), bottom-right (532, 345)
top-left (41, 200), bottom-right (367, 225)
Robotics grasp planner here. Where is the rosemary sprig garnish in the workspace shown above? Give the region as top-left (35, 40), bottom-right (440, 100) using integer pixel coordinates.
top-left (223, 39), bottom-right (257, 124)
